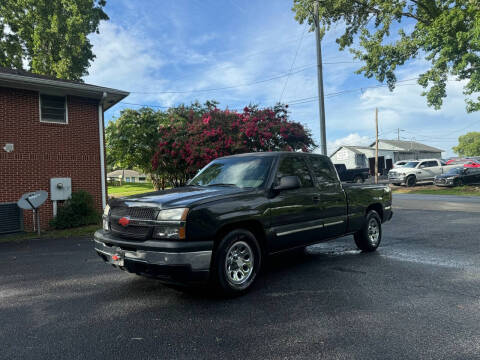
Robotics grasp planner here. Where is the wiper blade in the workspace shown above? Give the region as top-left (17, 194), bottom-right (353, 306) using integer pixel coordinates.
top-left (206, 183), bottom-right (238, 187)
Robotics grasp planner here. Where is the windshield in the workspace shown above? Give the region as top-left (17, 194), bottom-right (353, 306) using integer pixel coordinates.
top-left (404, 161), bottom-right (419, 168)
top-left (446, 167), bottom-right (464, 175)
top-left (189, 156), bottom-right (273, 188)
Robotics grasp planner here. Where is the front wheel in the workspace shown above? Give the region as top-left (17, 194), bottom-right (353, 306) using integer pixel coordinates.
top-left (405, 175), bottom-right (416, 187)
top-left (212, 229), bottom-right (262, 295)
top-left (454, 178), bottom-right (463, 187)
top-left (354, 210), bottom-right (382, 252)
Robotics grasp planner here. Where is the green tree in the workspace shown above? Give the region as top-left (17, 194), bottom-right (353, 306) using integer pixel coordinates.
top-left (0, 0), bottom-right (108, 80)
top-left (292, 0), bottom-right (480, 112)
top-left (453, 132), bottom-right (480, 156)
top-left (106, 108), bottom-right (163, 187)
top-left (105, 102), bottom-right (215, 189)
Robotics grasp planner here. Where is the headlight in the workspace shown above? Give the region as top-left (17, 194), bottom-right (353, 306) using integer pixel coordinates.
top-left (154, 208), bottom-right (189, 239)
top-left (157, 208), bottom-right (189, 221)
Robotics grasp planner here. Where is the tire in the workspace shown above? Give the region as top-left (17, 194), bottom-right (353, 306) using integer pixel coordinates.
top-left (405, 175), bottom-right (416, 187)
top-left (353, 176), bottom-right (364, 184)
top-left (354, 210), bottom-right (382, 252)
top-left (212, 229), bottom-right (262, 295)
top-left (454, 179), bottom-right (463, 187)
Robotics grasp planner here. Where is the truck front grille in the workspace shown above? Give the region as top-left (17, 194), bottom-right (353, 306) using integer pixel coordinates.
top-left (110, 207), bottom-right (157, 220)
top-left (109, 206), bottom-right (158, 240)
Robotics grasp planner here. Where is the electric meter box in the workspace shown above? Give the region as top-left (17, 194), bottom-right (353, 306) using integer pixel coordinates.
top-left (50, 178), bottom-right (72, 201)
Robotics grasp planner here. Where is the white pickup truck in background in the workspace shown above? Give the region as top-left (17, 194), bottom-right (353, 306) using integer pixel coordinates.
top-left (388, 159), bottom-right (457, 187)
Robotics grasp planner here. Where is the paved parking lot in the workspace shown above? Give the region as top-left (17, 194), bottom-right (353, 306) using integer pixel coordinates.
top-left (1, 194), bottom-right (479, 360)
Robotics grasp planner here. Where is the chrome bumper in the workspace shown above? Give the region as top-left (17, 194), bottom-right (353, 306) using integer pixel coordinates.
top-left (94, 239), bottom-right (212, 271)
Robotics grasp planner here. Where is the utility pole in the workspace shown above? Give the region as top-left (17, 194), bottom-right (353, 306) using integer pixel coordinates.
top-left (375, 108), bottom-right (379, 184)
top-left (397, 128), bottom-right (404, 141)
top-left (314, 0), bottom-right (327, 155)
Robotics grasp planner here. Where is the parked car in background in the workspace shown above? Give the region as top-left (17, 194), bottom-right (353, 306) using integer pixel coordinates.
top-left (388, 159), bottom-right (456, 187)
top-left (334, 164), bottom-right (370, 183)
top-left (95, 152), bottom-right (393, 295)
top-left (434, 167), bottom-right (480, 187)
top-left (463, 160), bottom-right (480, 168)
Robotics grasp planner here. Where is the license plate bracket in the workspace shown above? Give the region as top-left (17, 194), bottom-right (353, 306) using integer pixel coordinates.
top-left (109, 252), bottom-right (124, 266)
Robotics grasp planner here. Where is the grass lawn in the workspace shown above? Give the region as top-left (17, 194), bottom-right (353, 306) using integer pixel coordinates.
top-left (108, 183), bottom-right (155, 198)
top-left (393, 185), bottom-right (480, 196)
top-left (0, 224), bottom-right (100, 243)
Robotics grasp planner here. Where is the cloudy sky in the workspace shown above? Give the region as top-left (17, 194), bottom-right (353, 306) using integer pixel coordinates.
top-left (84, 0), bottom-right (479, 157)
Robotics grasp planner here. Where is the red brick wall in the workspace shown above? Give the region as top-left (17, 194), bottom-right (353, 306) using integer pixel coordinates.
top-left (0, 87), bottom-right (104, 230)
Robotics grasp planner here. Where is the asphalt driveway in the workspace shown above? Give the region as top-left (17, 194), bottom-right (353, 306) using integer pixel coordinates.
top-left (1, 195), bottom-right (479, 360)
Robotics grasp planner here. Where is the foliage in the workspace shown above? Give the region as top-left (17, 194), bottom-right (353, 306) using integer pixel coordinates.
top-left (453, 132), bottom-right (480, 156)
top-left (292, 0), bottom-right (480, 112)
top-left (49, 191), bottom-right (100, 229)
top-left (152, 104), bottom-right (316, 185)
top-left (105, 102), bottom-right (215, 189)
top-left (0, 0), bottom-right (108, 80)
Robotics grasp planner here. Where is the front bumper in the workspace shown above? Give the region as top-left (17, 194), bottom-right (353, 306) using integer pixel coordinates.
top-left (388, 174), bottom-right (406, 183)
top-left (94, 230), bottom-right (213, 283)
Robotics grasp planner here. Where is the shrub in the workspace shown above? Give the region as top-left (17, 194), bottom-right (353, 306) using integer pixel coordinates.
top-left (49, 190), bottom-right (100, 229)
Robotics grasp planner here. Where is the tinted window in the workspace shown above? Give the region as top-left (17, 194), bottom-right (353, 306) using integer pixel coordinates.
top-left (446, 167), bottom-right (464, 175)
top-left (276, 156), bottom-right (313, 188)
top-left (311, 157), bottom-right (338, 183)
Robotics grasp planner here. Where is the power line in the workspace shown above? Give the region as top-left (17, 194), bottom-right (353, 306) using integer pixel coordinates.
top-left (279, 24), bottom-right (308, 103)
top-left (127, 61), bottom-right (359, 95)
top-left (118, 78), bottom-right (421, 110)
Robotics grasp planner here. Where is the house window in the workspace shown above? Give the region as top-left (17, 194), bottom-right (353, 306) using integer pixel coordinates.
top-left (40, 94), bottom-right (67, 124)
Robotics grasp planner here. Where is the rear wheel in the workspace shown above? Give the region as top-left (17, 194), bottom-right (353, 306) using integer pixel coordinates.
top-left (405, 175), bottom-right (416, 187)
top-left (212, 229), bottom-right (262, 295)
top-left (354, 210), bottom-right (382, 252)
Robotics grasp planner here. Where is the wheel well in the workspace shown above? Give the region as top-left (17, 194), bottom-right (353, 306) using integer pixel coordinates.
top-left (366, 203), bottom-right (383, 221)
top-left (214, 220), bottom-right (267, 255)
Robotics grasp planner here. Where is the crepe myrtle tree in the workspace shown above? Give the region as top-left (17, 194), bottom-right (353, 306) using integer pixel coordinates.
top-left (292, 0), bottom-right (480, 112)
top-left (152, 104), bottom-right (316, 186)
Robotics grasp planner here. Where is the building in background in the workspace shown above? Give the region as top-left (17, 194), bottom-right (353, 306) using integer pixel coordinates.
top-left (0, 67), bottom-right (128, 233)
top-left (107, 169), bottom-right (148, 184)
top-left (330, 139), bottom-right (443, 175)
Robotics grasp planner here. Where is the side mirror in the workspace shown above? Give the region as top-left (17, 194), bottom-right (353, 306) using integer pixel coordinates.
top-left (273, 176), bottom-right (301, 191)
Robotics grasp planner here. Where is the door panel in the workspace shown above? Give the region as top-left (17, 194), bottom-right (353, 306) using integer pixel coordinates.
top-left (309, 156), bottom-right (348, 239)
top-left (268, 155), bottom-right (323, 251)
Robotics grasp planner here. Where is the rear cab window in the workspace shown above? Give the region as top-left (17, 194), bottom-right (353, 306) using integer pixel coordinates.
top-left (310, 156), bottom-right (338, 185)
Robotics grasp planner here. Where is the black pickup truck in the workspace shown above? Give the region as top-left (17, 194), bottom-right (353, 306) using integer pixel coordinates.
top-left (95, 152), bottom-right (392, 294)
top-left (334, 163), bottom-right (370, 183)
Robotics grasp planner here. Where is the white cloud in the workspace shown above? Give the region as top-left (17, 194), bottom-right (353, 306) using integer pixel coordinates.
top-left (321, 133), bottom-right (372, 156)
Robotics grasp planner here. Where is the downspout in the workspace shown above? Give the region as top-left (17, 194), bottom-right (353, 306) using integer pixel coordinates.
top-left (98, 92), bottom-right (107, 209)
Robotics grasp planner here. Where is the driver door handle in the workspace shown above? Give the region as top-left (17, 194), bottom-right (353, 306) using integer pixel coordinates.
top-left (313, 195), bottom-right (321, 203)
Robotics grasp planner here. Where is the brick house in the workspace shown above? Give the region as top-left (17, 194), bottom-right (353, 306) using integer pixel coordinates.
top-left (0, 68), bottom-right (128, 233)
